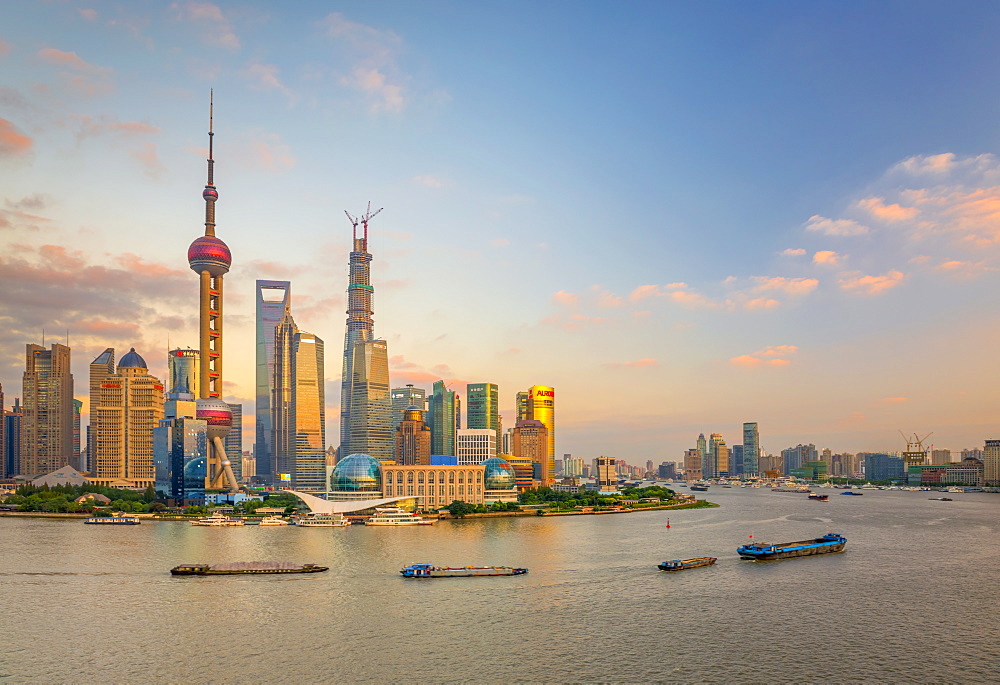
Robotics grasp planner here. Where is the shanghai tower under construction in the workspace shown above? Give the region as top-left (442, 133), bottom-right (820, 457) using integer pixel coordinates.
top-left (186, 93), bottom-right (239, 491)
top-left (339, 204), bottom-right (392, 462)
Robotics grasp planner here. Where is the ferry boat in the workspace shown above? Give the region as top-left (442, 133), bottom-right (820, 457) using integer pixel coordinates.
top-left (737, 533), bottom-right (846, 561)
top-left (840, 491), bottom-right (863, 496)
top-left (170, 561), bottom-right (328, 576)
top-left (365, 507), bottom-right (435, 526)
top-left (807, 494), bottom-right (829, 501)
top-left (689, 483), bottom-right (709, 492)
top-left (295, 512), bottom-right (350, 527)
top-left (191, 512), bottom-right (245, 526)
top-left (257, 516), bottom-right (289, 526)
top-left (773, 486), bottom-right (811, 493)
top-left (84, 513), bottom-right (141, 525)
top-left (657, 557), bottom-right (717, 572)
top-left (400, 563), bottom-right (527, 578)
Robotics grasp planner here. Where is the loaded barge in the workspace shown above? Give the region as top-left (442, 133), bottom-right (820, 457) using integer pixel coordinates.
top-left (737, 533), bottom-right (846, 561)
top-left (170, 562), bottom-right (328, 576)
top-left (658, 557), bottom-right (717, 572)
top-left (401, 563), bottom-right (527, 578)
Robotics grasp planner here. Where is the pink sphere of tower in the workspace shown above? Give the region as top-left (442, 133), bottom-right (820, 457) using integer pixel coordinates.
top-left (203, 186), bottom-right (218, 202)
top-left (188, 235), bottom-right (231, 277)
top-left (196, 398), bottom-right (232, 440)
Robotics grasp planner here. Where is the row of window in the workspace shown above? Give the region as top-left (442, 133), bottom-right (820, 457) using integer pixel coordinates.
top-left (384, 470), bottom-right (483, 485)
top-left (390, 484), bottom-right (483, 497)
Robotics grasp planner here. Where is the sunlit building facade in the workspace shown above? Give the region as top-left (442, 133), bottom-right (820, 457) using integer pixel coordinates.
top-left (391, 385), bottom-right (427, 429)
top-left (456, 429), bottom-right (496, 465)
top-left (21, 343), bottom-right (75, 477)
top-left (466, 383), bottom-right (500, 448)
top-left (520, 386), bottom-right (555, 483)
top-left (742, 422), bottom-right (759, 477)
top-left (255, 279), bottom-right (291, 483)
top-left (429, 380), bottom-right (459, 456)
top-left (395, 406), bottom-right (431, 465)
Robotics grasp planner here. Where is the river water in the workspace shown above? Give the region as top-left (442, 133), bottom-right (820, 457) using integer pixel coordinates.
top-left (0, 487), bottom-right (997, 683)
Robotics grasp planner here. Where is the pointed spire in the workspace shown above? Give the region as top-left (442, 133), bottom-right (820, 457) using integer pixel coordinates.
top-left (203, 89), bottom-right (218, 237)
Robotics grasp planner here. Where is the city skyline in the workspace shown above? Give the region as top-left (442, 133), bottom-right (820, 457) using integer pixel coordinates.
top-left (1, 2), bottom-right (999, 460)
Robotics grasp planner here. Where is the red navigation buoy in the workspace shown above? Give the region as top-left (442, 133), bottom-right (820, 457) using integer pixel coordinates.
top-left (665, 519), bottom-right (671, 529)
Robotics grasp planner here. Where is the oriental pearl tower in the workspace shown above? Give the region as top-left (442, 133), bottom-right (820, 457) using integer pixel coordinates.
top-left (187, 92), bottom-right (239, 492)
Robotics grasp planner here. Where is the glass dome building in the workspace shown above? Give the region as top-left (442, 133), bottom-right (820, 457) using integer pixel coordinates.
top-left (330, 453), bottom-right (383, 494)
top-left (483, 457), bottom-right (516, 491)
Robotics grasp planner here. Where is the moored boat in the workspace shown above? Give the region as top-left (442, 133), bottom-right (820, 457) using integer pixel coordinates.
top-left (295, 512), bottom-right (350, 527)
top-left (807, 494), bottom-right (829, 501)
top-left (170, 561), bottom-right (328, 576)
top-left (84, 513), bottom-right (141, 525)
top-left (366, 507), bottom-right (435, 526)
top-left (840, 491), bottom-right (863, 496)
top-left (400, 563), bottom-right (527, 578)
top-left (737, 533), bottom-right (846, 561)
top-left (657, 557), bottom-right (717, 571)
top-left (191, 512), bottom-right (244, 526)
top-left (257, 516), bottom-right (289, 526)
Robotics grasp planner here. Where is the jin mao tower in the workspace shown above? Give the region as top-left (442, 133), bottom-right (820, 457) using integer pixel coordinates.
top-left (186, 93), bottom-right (238, 491)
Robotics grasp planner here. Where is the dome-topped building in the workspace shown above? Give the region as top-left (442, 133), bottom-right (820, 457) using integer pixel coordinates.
top-left (483, 457), bottom-right (516, 491)
top-left (331, 453), bottom-right (383, 493)
top-left (117, 347), bottom-right (147, 370)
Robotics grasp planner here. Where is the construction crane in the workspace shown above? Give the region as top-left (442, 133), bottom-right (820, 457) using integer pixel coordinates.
top-left (344, 201), bottom-right (383, 240)
top-left (899, 430), bottom-right (933, 452)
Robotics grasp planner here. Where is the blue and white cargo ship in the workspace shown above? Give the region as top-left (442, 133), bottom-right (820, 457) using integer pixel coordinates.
top-left (737, 533), bottom-right (846, 561)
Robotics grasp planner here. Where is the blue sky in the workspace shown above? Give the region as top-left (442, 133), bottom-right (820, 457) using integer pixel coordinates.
top-left (2, 1), bottom-right (999, 462)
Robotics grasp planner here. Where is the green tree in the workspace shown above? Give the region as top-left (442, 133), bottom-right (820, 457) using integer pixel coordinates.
top-left (446, 500), bottom-right (475, 518)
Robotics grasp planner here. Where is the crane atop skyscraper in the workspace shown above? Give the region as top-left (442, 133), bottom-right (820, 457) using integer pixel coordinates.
top-left (344, 202), bottom-right (383, 240)
top-left (899, 430), bottom-right (933, 452)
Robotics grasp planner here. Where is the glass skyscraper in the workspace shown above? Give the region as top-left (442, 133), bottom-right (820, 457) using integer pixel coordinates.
top-left (429, 380), bottom-right (459, 456)
top-left (742, 422), bottom-right (759, 477)
top-left (255, 279), bottom-right (291, 482)
top-left (466, 383), bottom-right (500, 448)
top-left (340, 211), bottom-right (391, 461)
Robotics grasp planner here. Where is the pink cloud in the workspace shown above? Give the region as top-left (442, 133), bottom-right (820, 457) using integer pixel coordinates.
top-left (730, 344), bottom-right (797, 368)
top-left (0, 40), bottom-right (11, 57)
top-left (37, 48), bottom-right (114, 95)
top-left (243, 62), bottom-right (290, 95)
top-left (780, 248), bottom-right (806, 256)
top-left (892, 152), bottom-right (958, 176)
top-left (838, 270), bottom-right (905, 295)
top-left (751, 276), bottom-right (819, 296)
top-left (744, 297), bottom-right (779, 310)
top-left (73, 115), bottom-right (159, 139)
top-left (730, 355), bottom-right (762, 367)
top-left (0, 118), bottom-right (32, 157)
top-left (757, 345), bottom-right (798, 356)
top-left (669, 289), bottom-right (718, 309)
top-left (856, 197), bottom-right (919, 222)
top-left (934, 260), bottom-right (990, 279)
top-left (552, 290), bottom-right (579, 308)
top-left (590, 285), bottom-right (622, 308)
top-left (78, 8), bottom-right (98, 21)
top-left (629, 284), bottom-right (663, 301)
top-left (389, 355), bottom-right (419, 370)
top-left (804, 214), bottom-right (869, 236)
top-left (880, 397), bottom-right (907, 404)
top-left (813, 250), bottom-right (842, 266)
top-left (243, 132), bottom-right (295, 171)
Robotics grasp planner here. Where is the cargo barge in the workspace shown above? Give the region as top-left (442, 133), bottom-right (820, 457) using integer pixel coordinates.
top-left (170, 562), bottom-right (328, 576)
top-left (84, 514), bottom-right (141, 525)
top-left (400, 563), bottom-right (527, 578)
top-left (737, 533), bottom-right (846, 561)
top-left (658, 557), bottom-right (717, 572)
top-left (807, 494), bottom-right (829, 501)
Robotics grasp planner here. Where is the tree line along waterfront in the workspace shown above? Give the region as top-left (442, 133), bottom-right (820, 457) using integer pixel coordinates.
top-left (0, 483), bottom-right (713, 518)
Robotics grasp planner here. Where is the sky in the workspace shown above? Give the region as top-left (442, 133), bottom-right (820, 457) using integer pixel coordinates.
top-left (2, 0), bottom-right (999, 463)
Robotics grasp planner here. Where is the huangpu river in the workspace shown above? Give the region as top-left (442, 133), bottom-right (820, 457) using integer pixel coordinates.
top-left (1, 487), bottom-right (997, 684)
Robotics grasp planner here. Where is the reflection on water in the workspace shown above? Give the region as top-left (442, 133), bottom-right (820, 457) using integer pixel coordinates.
top-left (1, 489), bottom-right (998, 683)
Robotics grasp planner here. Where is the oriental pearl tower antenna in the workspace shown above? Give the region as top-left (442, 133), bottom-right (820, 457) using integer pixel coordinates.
top-left (187, 90), bottom-right (239, 492)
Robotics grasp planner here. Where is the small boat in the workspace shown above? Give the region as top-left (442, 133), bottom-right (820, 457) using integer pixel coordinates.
top-left (689, 484), bottom-right (709, 492)
top-left (257, 516), bottom-right (289, 526)
top-left (658, 557), bottom-right (717, 572)
top-left (400, 563), bottom-right (527, 578)
top-left (929, 497), bottom-right (953, 501)
top-left (807, 494), bottom-right (828, 501)
top-left (295, 512), bottom-right (350, 527)
top-left (170, 561), bottom-right (328, 576)
top-left (84, 513), bottom-right (141, 525)
top-left (737, 533), bottom-right (846, 561)
top-left (366, 507), bottom-right (435, 526)
top-left (191, 512), bottom-right (245, 526)
top-left (840, 491), bottom-right (863, 496)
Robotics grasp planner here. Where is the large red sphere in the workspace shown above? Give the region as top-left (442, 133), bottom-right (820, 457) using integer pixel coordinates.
top-left (188, 235), bottom-right (231, 276)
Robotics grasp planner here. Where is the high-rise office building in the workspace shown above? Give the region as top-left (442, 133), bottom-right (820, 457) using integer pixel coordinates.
top-left (781, 444), bottom-right (817, 475)
top-left (983, 441), bottom-right (999, 486)
top-left (168, 348), bottom-right (200, 400)
top-left (21, 343), bottom-right (74, 477)
top-left (89, 348), bottom-right (164, 488)
top-left (466, 383), bottom-right (500, 449)
top-left (515, 391), bottom-right (529, 423)
top-left (340, 205), bottom-right (391, 461)
top-left (391, 385), bottom-right (427, 428)
top-left (153, 375), bottom-right (207, 500)
top-left (225, 403), bottom-right (242, 482)
top-left (429, 380), bottom-right (459, 456)
top-left (521, 386), bottom-right (555, 484)
top-left (4, 398), bottom-right (23, 478)
top-left (512, 419), bottom-right (548, 469)
top-left (742, 422), bottom-right (759, 476)
top-left (930, 449), bottom-right (952, 465)
top-left (395, 406), bottom-right (431, 465)
top-left (254, 279), bottom-right (290, 483)
top-left (72, 398), bottom-right (82, 471)
top-left (596, 456), bottom-right (618, 494)
top-left (456, 429), bottom-right (497, 465)
top-left (706, 432), bottom-right (728, 478)
top-left (696, 433), bottom-right (707, 470)
top-left (186, 95), bottom-right (238, 492)
top-left (272, 311), bottom-right (326, 490)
